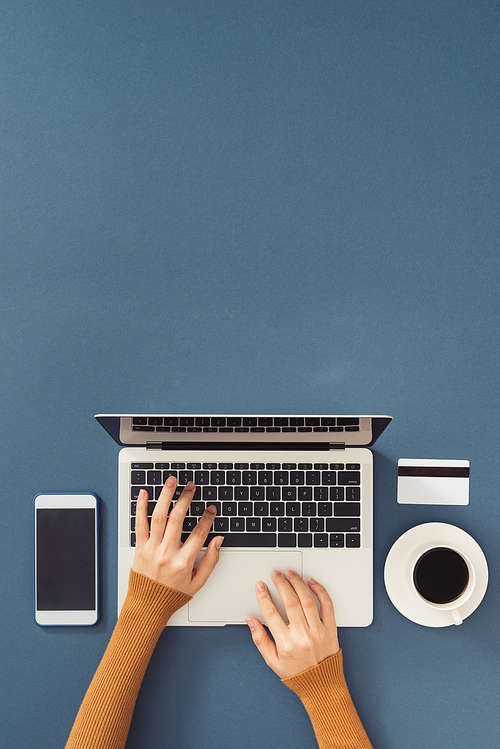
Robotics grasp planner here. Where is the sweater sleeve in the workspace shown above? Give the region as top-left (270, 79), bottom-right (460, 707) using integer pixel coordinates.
top-left (65, 569), bottom-right (191, 749)
top-left (281, 650), bottom-right (374, 749)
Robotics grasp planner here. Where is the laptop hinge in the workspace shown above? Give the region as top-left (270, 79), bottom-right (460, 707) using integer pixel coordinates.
top-left (146, 441), bottom-right (335, 451)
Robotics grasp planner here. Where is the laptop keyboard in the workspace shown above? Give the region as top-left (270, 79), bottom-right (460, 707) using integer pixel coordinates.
top-left (131, 416), bottom-right (360, 433)
top-left (130, 461), bottom-right (362, 550)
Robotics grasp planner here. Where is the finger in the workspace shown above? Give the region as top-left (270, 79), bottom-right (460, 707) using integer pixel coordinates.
top-left (134, 489), bottom-right (150, 546)
top-left (308, 578), bottom-right (338, 631)
top-left (181, 504), bottom-right (217, 556)
top-left (189, 535), bottom-right (224, 593)
top-left (271, 571), bottom-right (307, 628)
top-left (255, 580), bottom-right (289, 641)
top-left (246, 617), bottom-right (280, 671)
top-left (162, 481), bottom-right (196, 540)
top-left (149, 476), bottom-right (177, 545)
top-left (284, 570), bottom-right (322, 627)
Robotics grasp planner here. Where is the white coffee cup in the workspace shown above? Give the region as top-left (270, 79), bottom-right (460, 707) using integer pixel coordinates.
top-left (411, 545), bottom-right (475, 626)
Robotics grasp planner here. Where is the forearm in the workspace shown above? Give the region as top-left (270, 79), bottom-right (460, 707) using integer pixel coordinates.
top-left (282, 651), bottom-right (373, 749)
top-left (65, 570), bottom-right (191, 749)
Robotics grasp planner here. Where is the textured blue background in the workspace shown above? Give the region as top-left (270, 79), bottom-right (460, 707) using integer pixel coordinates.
top-left (1, 2), bottom-right (499, 747)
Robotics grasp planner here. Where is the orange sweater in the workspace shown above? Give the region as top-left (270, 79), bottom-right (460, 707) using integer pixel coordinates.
top-left (66, 570), bottom-right (373, 749)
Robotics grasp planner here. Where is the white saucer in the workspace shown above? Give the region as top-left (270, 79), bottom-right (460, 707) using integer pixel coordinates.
top-left (384, 523), bottom-right (488, 627)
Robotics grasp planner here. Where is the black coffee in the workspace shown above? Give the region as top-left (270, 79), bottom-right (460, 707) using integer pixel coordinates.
top-left (413, 547), bottom-right (469, 604)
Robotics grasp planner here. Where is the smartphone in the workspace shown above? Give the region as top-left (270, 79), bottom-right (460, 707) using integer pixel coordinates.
top-left (33, 493), bottom-right (100, 626)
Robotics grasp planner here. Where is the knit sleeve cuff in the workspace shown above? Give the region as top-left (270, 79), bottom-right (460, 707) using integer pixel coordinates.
top-left (281, 650), bottom-right (345, 697)
top-left (122, 569), bottom-right (192, 632)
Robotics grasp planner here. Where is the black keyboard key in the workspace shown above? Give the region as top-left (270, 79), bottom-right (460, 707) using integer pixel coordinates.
top-left (346, 487), bottom-right (361, 501)
top-left (278, 534), bottom-right (297, 547)
top-left (195, 470), bottom-right (210, 485)
top-left (238, 502), bottom-right (253, 516)
top-left (274, 471), bottom-right (289, 485)
top-left (226, 471), bottom-right (241, 485)
top-left (210, 471), bottom-right (225, 485)
top-left (258, 417), bottom-right (273, 426)
top-left (234, 463), bottom-right (249, 469)
top-left (230, 518), bottom-right (245, 531)
top-left (220, 533), bottom-right (276, 547)
top-left (179, 470), bottom-right (193, 485)
top-left (282, 487), bottom-right (297, 501)
top-left (274, 418), bottom-right (288, 426)
top-left (219, 487), bottom-right (233, 501)
top-left (298, 534), bottom-right (313, 548)
top-left (346, 534), bottom-right (361, 548)
top-left (338, 471), bottom-right (361, 486)
top-left (190, 502), bottom-right (206, 516)
top-left (131, 471), bottom-right (146, 484)
top-left (330, 534), bottom-right (345, 548)
top-left (227, 417), bottom-right (242, 426)
top-left (195, 417), bottom-right (211, 426)
top-left (334, 502), bottom-right (361, 516)
top-left (290, 418), bottom-right (304, 426)
top-left (219, 463), bottom-right (234, 470)
top-left (242, 471), bottom-right (257, 484)
top-left (337, 418), bottom-right (359, 426)
top-left (187, 463), bottom-right (201, 469)
top-left (222, 502), bottom-right (237, 516)
top-left (310, 518), bottom-right (324, 533)
top-left (250, 463), bottom-right (265, 469)
top-left (183, 517), bottom-right (197, 532)
top-left (132, 463), bottom-right (154, 469)
top-left (278, 518), bottom-right (292, 532)
top-left (254, 502), bottom-right (269, 516)
top-left (262, 518), bottom-right (277, 532)
top-left (302, 502), bottom-right (317, 516)
top-left (258, 471), bottom-right (273, 485)
top-left (306, 471), bottom-right (321, 485)
top-left (133, 417), bottom-right (148, 425)
top-left (243, 418), bottom-right (258, 426)
top-left (298, 487), bottom-right (313, 501)
top-left (250, 487), bottom-right (266, 501)
top-left (314, 534), bottom-right (329, 548)
top-left (318, 502), bottom-right (332, 516)
top-left (290, 471), bottom-right (305, 485)
top-left (170, 463), bottom-right (186, 469)
top-left (327, 518), bottom-right (361, 532)
top-left (321, 471), bottom-right (337, 485)
top-left (286, 502), bottom-right (301, 516)
top-left (235, 487), bottom-right (249, 500)
top-left (270, 502), bottom-right (284, 516)
top-left (305, 417), bottom-right (320, 426)
top-left (314, 487), bottom-right (329, 502)
top-left (246, 518), bottom-right (261, 532)
top-left (331, 487), bottom-right (345, 501)
top-left (214, 517), bottom-right (229, 532)
top-left (266, 487), bottom-right (281, 500)
top-left (211, 417), bottom-right (226, 427)
top-left (294, 518), bottom-right (308, 533)
top-left (203, 486), bottom-right (218, 501)
top-left (163, 417), bottom-right (178, 426)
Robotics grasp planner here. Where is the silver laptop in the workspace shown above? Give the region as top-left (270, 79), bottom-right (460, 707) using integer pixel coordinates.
top-left (95, 414), bottom-right (392, 627)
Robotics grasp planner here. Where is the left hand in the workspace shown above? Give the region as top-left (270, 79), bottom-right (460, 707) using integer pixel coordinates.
top-left (132, 476), bottom-right (223, 596)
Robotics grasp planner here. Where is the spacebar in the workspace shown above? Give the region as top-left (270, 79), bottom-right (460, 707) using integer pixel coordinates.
top-left (212, 533), bottom-right (277, 548)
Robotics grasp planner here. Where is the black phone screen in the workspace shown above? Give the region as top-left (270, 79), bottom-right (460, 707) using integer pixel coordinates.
top-left (36, 508), bottom-right (96, 611)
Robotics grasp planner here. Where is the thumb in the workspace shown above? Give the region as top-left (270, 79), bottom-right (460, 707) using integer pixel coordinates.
top-left (190, 536), bottom-right (224, 593)
top-left (246, 618), bottom-right (279, 671)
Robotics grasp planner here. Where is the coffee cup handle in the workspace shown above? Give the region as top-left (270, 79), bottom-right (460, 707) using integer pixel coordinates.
top-left (451, 608), bottom-right (463, 626)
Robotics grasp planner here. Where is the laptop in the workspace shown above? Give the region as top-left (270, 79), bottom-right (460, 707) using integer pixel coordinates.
top-left (95, 414), bottom-right (392, 627)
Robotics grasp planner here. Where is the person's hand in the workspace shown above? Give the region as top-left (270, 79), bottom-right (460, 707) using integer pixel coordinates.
top-left (132, 476), bottom-right (223, 596)
top-left (246, 570), bottom-right (339, 679)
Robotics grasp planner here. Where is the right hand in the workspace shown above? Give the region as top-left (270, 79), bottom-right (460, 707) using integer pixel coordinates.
top-left (246, 570), bottom-right (339, 680)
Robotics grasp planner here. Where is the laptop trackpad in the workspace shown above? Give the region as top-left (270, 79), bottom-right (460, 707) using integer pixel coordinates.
top-left (188, 550), bottom-right (303, 624)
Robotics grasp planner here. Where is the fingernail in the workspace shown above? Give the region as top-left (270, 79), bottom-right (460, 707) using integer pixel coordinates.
top-left (246, 618), bottom-right (256, 631)
top-left (308, 577), bottom-right (317, 585)
top-left (139, 489), bottom-right (147, 500)
top-left (166, 476), bottom-right (176, 487)
top-left (286, 570), bottom-right (296, 579)
top-left (272, 570), bottom-right (281, 579)
top-left (256, 581), bottom-right (266, 592)
top-left (186, 482), bottom-right (195, 491)
top-left (207, 505), bottom-right (216, 514)
top-left (215, 536), bottom-right (224, 549)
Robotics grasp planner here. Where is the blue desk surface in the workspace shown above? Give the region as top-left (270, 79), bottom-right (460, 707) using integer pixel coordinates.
top-left (1, 2), bottom-right (498, 747)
